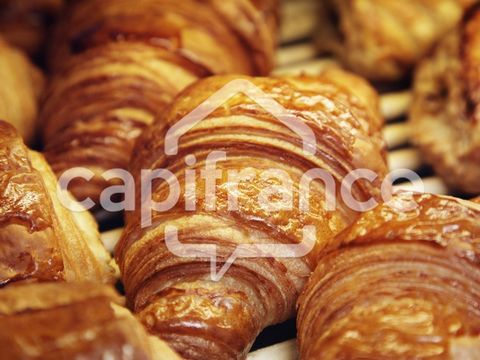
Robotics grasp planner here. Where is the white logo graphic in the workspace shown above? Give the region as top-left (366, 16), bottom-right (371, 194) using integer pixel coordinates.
top-left (162, 79), bottom-right (318, 281)
top-left (55, 79), bottom-right (425, 281)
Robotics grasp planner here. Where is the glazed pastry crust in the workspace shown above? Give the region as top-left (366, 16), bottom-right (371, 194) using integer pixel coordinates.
top-left (410, 5), bottom-right (480, 194)
top-left (0, 121), bottom-right (114, 285)
top-left (0, 282), bottom-right (181, 360)
top-left (116, 71), bottom-right (387, 359)
top-left (298, 193), bottom-right (480, 359)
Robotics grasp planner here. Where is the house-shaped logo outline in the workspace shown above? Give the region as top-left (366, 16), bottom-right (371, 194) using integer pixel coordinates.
top-left (162, 78), bottom-right (318, 281)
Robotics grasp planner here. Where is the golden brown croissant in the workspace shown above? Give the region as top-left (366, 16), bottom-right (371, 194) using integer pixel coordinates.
top-left (0, 0), bottom-right (63, 56)
top-left (298, 192), bottom-right (480, 359)
top-left (0, 281), bottom-right (181, 359)
top-left (317, 0), bottom-right (476, 81)
top-left (0, 37), bottom-right (43, 145)
top-left (410, 4), bottom-right (480, 194)
top-left (0, 121), bottom-right (114, 285)
top-left (40, 0), bottom-right (278, 205)
top-left (116, 71), bottom-right (388, 359)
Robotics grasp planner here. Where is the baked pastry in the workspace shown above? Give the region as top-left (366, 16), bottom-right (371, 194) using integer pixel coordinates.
top-left (0, 282), bottom-right (180, 359)
top-left (48, 0), bottom-right (278, 74)
top-left (317, 0), bottom-right (476, 81)
top-left (0, 0), bottom-right (63, 56)
top-left (116, 71), bottom-right (388, 359)
top-left (410, 4), bottom-right (480, 194)
top-left (0, 37), bottom-right (43, 145)
top-left (298, 192), bottom-right (480, 359)
top-left (41, 0), bottom-right (279, 205)
top-left (0, 121), bottom-right (114, 286)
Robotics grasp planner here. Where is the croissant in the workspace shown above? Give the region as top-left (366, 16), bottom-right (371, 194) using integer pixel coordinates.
top-left (316, 0), bottom-right (476, 81)
top-left (0, 121), bottom-right (114, 286)
top-left (0, 37), bottom-right (43, 145)
top-left (298, 192), bottom-right (480, 359)
top-left (410, 4), bottom-right (480, 194)
top-left (0, 0), bottom-right (63, 56)
top-left (0, 281), bottom-right (180, 359)
top-left (40, 0), bottom-right (278, 205)
top-left (116, 70), bottom-right (388, 359)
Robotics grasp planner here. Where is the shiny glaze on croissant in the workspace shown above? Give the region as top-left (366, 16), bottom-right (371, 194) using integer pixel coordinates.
top-left (410, 4), bottom-right (480, 194)
top-left (116, 71), bottom-right (388, 359)
top-left (41, 0), bottom-right (278, 205)
top-left (0, 37), bottom-right (43, 145)
top-left (317, 0), bottom-right (475, 81)
top-left (0, 282), bottom-right (180, 359)
top-left (0, 121), bottom-right (114, 285)
top-left (0, 0), bottom-right (63, 56)
top-left (298, 192), bottom-right (480, 359)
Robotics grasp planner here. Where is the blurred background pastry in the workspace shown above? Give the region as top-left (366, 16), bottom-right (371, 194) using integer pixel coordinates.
top-left (316, 0), bottom-right (476, 81)
top-left (0, 37), bottom-right (43, 145)
top-left (410, 3), bottom-right (480, 194)
top-left (0, 0), bottom-right (63, 58)
top-left (40, 0), bottom-right (279, 206)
